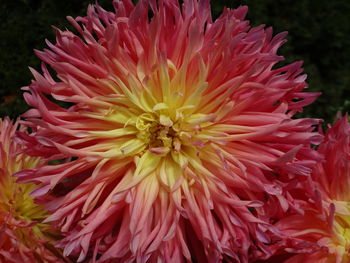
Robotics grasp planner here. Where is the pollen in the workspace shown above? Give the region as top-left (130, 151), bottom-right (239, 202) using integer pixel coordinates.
top-left (135, 109), bottom-right (197, 155)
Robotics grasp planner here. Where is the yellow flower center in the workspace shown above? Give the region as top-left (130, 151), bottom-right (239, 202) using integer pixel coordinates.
top-left (0, 154), bottom-right (55, 246)
top-left (135, 111), bottom-right (192, 155)
top-left (332, 212), bottom-right (350, 260)
top-left (128, 100), bottom-right (217, 158)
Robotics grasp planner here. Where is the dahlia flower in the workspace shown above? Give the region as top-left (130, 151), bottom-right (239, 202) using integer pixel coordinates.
top-left (276, 115), bottom-right (350, 263)
top-left (17, 0), bottom-right (322, 262)
top-left (0, 117), bottom-right (65, 263)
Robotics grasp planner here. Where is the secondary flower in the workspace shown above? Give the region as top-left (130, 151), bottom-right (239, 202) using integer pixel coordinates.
top-left (0, 118), bottom-right (65, 263)
top-left (276, 115), bottom-right (350, 263)
top-left (17, 0), bottom-right (322, 262)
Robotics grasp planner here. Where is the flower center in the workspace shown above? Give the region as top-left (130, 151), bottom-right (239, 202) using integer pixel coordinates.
top-left (335, 213), bottom-right (350, 246)
top-left (135, 112), bottom-right (185, 155)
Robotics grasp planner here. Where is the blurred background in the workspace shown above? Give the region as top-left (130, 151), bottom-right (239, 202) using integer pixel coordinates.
top-left (1, 0), bottom-right (349, 123)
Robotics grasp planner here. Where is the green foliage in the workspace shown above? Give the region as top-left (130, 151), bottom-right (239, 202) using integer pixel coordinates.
top-left (215, 0), bottom-right (350, 122)
top-left (1, 0), bottom-right (349, 123)
top-left (0, 0), bottom-right (113, 118)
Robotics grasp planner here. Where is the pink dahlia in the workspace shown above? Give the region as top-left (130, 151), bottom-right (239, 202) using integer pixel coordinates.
top-left (0, 117), bottom-right (66, 263)
top-left (275, 115), bottom-right (350, 263)
top-left (17, 0), bottom-right (322, 262)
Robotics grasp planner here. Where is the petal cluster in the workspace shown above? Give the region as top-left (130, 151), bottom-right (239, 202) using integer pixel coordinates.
top-left (0, 118), bottom-right (65, 263)
top-left (276, 115), bottom-right (350, 263)
top-left (17, 0), bottom-right (322, 262)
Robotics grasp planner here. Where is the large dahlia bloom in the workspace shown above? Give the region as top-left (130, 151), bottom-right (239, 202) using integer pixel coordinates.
top-left (0, 118), bottom-right (65, 262)
top-left (17, 0), bottom-right (322, 262)
top-left (276, 115), bottom-right (350, 263)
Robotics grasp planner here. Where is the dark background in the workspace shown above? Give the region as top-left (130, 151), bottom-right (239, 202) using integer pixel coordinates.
top-left (1, 0), bottom-right (349, 123)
